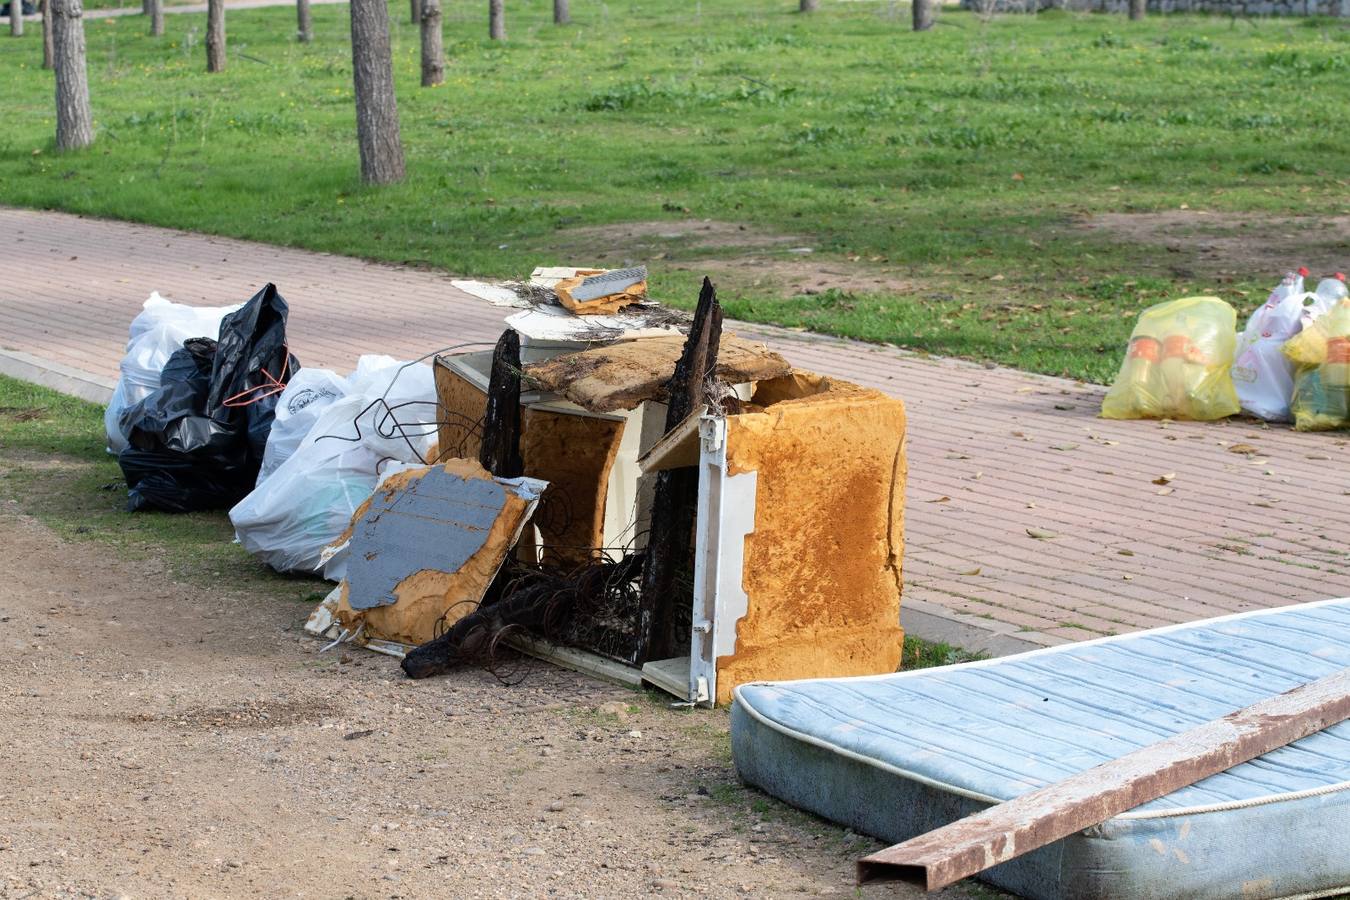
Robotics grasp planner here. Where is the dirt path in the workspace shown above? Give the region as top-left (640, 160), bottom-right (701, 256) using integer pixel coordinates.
top-left (0, 506), bottom-right (941, 899)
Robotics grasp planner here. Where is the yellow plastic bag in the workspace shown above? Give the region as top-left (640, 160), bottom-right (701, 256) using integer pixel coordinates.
top-left (1101, 296), bottom-right (1240, 421)
top-left (1283, 302), bottom-right (1350, 431)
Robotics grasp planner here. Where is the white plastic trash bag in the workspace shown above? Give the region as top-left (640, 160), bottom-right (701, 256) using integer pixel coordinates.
top-left (104, 292), bottom-right (241, 453)
top-left (229, 357), bottom-right (438, 579)
top-left (1231, 272), bottom-right (1307, 422)
top-left (255, 367), bottom-right (349, 484)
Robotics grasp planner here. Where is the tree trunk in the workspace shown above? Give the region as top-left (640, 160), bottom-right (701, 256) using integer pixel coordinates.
top-left (419, 0), bottom-right (442, 86)
top-left (1128, 0), bottom-right (1145, 18)
top-left (149, 0), bottom-right (162, 36)
top-left (408, 0), bottom-right (419, 24)
top-left (296, 0), bottom-right (311, 41)
top-left (42, 0), bottom-right (54, 67)
top-left (10, 0), bottom-right (22, 36)
top-left (350, 0), bottom-right (406, 184)
top-left (205, 0), bottom-right (225, 71)
top-left (141, 0), bottom-right (148, 14)
top-left (912, 0), bottom-right (933, 30)
top-left (553, 0), bottom-right (568, 24)
top-left (51, 0), bottom-right (93, 151)
top-left (488, 0), bottom-right (503, 40)
top-left (799, 0), bottom-right (818, 11)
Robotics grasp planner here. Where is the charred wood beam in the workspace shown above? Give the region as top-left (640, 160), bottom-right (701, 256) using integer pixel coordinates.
top-left (636, 277), bottom-right (722, 664)
top-left (479, 329), bottom-right (524, 479)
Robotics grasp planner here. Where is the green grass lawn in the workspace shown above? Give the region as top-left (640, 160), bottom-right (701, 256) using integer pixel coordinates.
top-left (5, 1), bottom-right (1350, 381)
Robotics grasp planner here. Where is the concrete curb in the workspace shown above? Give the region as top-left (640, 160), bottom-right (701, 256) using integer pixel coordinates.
top-left (0, 349), bottom-right (115, 406)
top-left (901, 598), bottom-right (1050, 657)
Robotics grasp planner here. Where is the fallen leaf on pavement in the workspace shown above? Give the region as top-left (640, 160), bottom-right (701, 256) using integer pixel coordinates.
top-left (1152, 473), bottom-right (1176, 485)
top-left (927, 496), bottom-right (952, 503)
top-left (958, 567), bottom-right (982, 576)
top-left (1026, 528), bottom-right (1057, 539)
top-left (1228, 443), bottom-right (1259, 455)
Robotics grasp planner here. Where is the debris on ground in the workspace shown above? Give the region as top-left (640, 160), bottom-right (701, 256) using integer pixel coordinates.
top-left (1101, 295), bottom-right (1239, 422)
top-left (323, 459), bottom-right (546, 647)
top-left (267, 264), bottom-right (910, 705)
top-left (87, 255), bottom-right (1350, 900)
top-left (117, 283), bottom-right (299, 512)
top-left (733, 599), bottom-right (1350, 900)
top-left (1105, 269), bottom-right (1350, 428)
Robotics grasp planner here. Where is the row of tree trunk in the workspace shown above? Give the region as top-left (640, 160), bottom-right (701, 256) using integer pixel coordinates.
top-left (36, 0), bottom-right (1153, 176)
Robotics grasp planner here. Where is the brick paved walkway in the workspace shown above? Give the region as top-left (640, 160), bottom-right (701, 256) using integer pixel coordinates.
top-left (4, 207), bottom-right (1348, 653)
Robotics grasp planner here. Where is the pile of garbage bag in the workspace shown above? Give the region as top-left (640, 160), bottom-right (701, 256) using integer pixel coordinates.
top-left (1101, 296), bottom-right (1241, 421)
top-left (1284, 299), bottom-right (1350, 431)
top-left (104, 292), bottom-right (241, 455)
top-left (228, 355), bottom-right (438, 580)
top-left (1103, 270), bottom-right (1349, 428)
top-left (115, 284), bottom-right (300, 512)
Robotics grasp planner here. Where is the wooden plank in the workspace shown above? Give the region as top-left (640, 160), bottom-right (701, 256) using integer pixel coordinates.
top-left (857, 666), bottom-right (1350, 891)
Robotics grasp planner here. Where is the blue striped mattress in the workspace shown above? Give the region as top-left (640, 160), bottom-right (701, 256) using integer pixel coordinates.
top-left (731, 599), bottom-right (1350, 900)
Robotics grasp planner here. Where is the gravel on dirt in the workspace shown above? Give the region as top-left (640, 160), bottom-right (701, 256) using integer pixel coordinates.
top-left (0, 504), bottom-right (950, 899)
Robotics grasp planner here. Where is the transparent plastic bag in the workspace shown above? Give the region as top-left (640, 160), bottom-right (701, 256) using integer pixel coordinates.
top-left (255, 367), bottom-right (349, 485)
top-left (1231, 275), bottom-right (1307, 422)
top-left (1283, 302), bottom-right (1350, 431)
top-left (229, 357), bottom-right (437, 577)
top-left (1101, 296), bottom-right (1240, 421)
top-left (104, 292), bottom-right (241, 454)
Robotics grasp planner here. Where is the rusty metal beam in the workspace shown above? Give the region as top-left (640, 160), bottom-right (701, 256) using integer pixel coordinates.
top-left (857, 666), bottom-right (1350, 891)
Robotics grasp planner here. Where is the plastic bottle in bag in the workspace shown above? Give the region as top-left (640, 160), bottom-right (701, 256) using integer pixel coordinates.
top-left (1316, 273), bottom-right (1348, 305)
top-left (1284, 300), bottom-right (1350, 430)
top-left (1301, 272), bottom-right (1346, 328)
top-left (1231, 270), bottom-right (1310, 421)
top-left (1102, 296), bottom-right (1240, 421)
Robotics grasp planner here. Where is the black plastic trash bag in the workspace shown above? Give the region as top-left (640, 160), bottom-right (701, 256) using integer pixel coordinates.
top-left (117, 284), bottom-right (301, 513)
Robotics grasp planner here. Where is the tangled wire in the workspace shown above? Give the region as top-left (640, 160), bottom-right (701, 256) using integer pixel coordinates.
top-left (403, 553), bottom-right (649, 681)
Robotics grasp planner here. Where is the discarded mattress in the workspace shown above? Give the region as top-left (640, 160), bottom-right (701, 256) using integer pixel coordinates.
top-left (732, 599), bottom-right (1350, 900)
